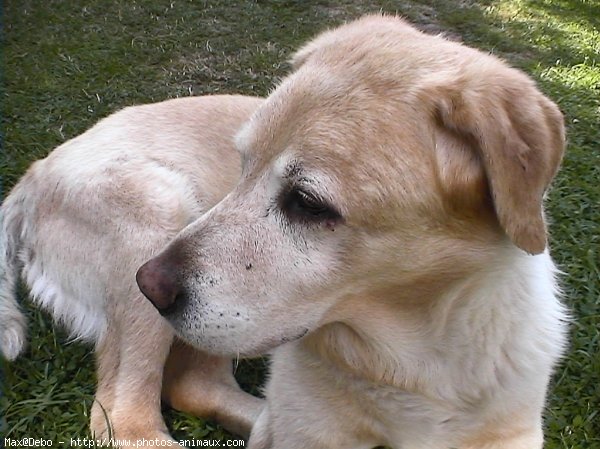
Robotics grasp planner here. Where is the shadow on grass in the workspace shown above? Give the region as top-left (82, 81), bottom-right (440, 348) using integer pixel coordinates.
top-left (531, 0), bottom-right (600, 31)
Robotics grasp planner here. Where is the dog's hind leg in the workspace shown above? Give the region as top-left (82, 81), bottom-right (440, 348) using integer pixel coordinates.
top-left (162, 340), bottom-right (264, 438)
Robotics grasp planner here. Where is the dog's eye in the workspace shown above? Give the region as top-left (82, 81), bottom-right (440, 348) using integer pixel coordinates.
top-left (282, 188), bottom-right (340, 223)
top-left (294, 190), bottom-right (328, 215)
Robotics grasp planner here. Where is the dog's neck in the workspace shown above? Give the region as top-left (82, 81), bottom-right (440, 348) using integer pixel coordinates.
top-left (302, 246), bottom-right (565, 403)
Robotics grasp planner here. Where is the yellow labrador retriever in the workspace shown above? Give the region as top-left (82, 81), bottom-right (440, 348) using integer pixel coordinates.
top-left (2, 15), bottom-right (566, 449)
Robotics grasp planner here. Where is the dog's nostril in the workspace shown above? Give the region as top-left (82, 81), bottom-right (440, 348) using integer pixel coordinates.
top-left (155, 293), bottom-right (186, 317)
top-left (136, 259), bottom-right (182, 314)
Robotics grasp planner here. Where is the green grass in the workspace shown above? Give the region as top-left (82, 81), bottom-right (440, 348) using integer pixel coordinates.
top-left (1, 0), bottom-right (598, 447)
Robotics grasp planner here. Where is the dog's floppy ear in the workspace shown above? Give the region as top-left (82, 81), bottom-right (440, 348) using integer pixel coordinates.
top-left (433, 64), bottom-right (565, 254)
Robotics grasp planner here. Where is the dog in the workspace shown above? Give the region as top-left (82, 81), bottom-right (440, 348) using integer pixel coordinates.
top-left (137, 16), bottom-right (568, 449)
top-left (2, 15), bottom-right (566, 449)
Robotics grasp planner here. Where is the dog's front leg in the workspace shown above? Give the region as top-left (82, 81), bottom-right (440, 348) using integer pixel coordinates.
top-left (92, 298), bottom-right (183, 448)
top-left (162, 341), bottom-right (264, 438)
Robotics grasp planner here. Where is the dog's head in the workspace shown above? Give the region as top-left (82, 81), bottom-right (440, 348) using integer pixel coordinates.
top-left (137, 16), bottom-right (565, 356)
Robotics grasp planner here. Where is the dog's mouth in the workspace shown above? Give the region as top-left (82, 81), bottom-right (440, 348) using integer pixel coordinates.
top-left (246, 328), bottom-right (309, 357)
top-left (239, 327), bottom-right (311, 357)
top-left (163, 306), bottom-right (311, 357)
top-left (279, 327), bottom-right (310, 346)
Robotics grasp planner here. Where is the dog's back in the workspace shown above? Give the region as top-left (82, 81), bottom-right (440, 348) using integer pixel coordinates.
top-left (0, 95), bottom-right (262, 360)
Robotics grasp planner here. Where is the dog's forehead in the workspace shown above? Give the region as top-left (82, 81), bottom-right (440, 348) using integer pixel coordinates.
top-left (238, 69), bottom-right (413, 164)
top-left (236, 70), bottom-right (349, 157)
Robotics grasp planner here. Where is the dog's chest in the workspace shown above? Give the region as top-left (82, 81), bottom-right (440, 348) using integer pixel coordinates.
top-left (272, 343), bottom-right (472, 449)
top-left (337, 373), bottom-right (468, 448)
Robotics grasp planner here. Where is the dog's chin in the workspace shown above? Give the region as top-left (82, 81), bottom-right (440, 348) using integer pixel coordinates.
top-left (171, 325), bottom-right (310, 358)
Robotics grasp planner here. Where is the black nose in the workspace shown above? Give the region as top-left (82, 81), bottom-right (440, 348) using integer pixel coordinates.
top-left (136, 256), bottom-right (182, 315)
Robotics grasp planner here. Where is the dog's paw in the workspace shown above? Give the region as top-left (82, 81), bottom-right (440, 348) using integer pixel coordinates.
top-left (90, 409), bottom-right (184, 449)
top-left (90, 429), bottom-right (185, 449)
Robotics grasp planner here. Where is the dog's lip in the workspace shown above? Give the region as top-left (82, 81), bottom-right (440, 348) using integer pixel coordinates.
top-left (241, 327), bottom-right (311, 357)
top-left (167, 318), bottom-right (311, 357)
top-left (263, 328), bottom-right (310, 352)
top-left (281, 327), bottom-right (309, 344)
